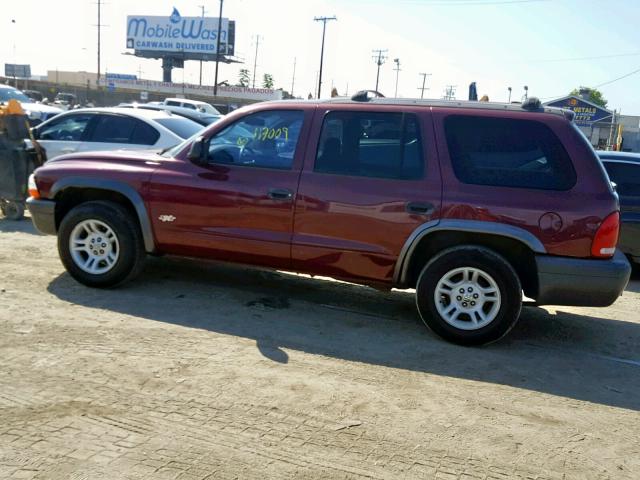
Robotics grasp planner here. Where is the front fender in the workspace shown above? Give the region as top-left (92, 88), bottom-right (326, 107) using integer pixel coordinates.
top-left (50, 177), bottom-right (156, 253)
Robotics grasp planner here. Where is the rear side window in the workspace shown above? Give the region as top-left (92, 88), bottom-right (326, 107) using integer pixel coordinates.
top-left (315, 111), bottom-right (424, 179)
top-left (444, 115), bottom-right (576, 190)
top-left (130, 120), bottom-right (160, 145)
top-left (603, 162), bottom-right (640, 196)
top-left (89, 115), bottom-right (137, 143)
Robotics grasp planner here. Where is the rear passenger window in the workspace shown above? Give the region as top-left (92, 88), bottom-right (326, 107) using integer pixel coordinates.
top-left (89, 115), bottom-right (137, 143)
top-left (444, 116), bottom-right (576, 190)
top-left (130, 120), bottom-right (160, 145)
top-left (315, 111), bottom-right (424, 179)
top-left (604, 162), bottom-right (640, 196)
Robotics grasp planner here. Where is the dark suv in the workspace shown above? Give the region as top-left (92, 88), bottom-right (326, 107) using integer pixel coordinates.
top-left (26, 93), bottom-right (631, 345)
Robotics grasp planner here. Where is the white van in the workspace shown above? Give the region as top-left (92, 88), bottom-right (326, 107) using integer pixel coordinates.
top-left (161, 98), bottom-right (221, 115)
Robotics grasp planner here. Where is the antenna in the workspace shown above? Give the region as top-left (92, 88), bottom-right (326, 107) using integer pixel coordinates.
top-left (443, 85), bottom-right (457, 100)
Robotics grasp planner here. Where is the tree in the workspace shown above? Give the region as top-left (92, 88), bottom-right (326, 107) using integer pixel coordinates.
top-left (331, 87), bottom-right (339, 98)
top-left (570, 87), bottom-right (608, 108)
top-left (237, 69), bottom-right (250, 87)
top-left (262, 73), bottom-right (274, 89)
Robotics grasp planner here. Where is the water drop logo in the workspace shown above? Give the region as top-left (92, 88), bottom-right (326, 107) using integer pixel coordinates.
top-left (169, 7), bottom-right (181, 24)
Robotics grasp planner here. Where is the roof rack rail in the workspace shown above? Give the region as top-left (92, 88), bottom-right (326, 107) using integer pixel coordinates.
top-left (521, 96), bottom-right (542, 111)
top-left (351, 90), bottom-right (386, 102)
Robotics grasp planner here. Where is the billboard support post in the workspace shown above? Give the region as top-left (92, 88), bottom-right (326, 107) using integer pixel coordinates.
top-left (214, 0), bottom-right (224, 96)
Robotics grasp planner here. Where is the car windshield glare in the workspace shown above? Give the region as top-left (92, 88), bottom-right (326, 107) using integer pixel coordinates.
top-left (0, 88), bottom-right (31, 103)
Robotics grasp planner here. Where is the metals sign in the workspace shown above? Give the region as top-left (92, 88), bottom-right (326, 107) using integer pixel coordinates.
top-left (106, 73), bottom-right (138, 80)
top-left (126, 8), bottom-right (235, 58)
top-left (5, 64), bottom-right (31, 78)
top-left (545, 96), bottom-right (611, 126)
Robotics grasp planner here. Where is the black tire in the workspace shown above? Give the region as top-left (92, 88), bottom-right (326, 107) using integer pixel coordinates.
top-left (2, 202), bottom-right (25, 220)
top-left (415, 245), bottom-right (522, 346)
top-left (58, 201), bottom-right (145, 288)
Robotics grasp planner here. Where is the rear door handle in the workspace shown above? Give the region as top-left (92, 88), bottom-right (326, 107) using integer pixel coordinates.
top-left (406, 201), bottom-right (435, 215)
top-left (268, 188), bottom-right (294, 201)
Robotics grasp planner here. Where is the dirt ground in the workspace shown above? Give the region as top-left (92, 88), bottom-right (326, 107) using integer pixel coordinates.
top-left (1, 216), bottom-right (639, 480)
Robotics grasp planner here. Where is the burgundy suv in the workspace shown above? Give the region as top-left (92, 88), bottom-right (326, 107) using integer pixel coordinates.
top-left (27, 93), bottom-right (631, 345)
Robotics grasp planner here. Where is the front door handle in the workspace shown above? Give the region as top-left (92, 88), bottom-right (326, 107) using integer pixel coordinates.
top-left (406, 201), bottom-right (435, 215)
top-left (268, 188), bottom-right (294, 201)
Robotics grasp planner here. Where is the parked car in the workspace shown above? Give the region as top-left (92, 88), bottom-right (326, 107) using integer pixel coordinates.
top-left (160, 97), bottom-right (221, 115)
top-left (598, 152), bottom-right (640, 265)
top-left (31, 107), bottom-right (204, 161)
top-left (53, 92), bottom-right (78, 110)
top-left (118, 102), bottom-right (222, 127)
top-left (22, 89), bottom-right (44, 102)
top-left (26, 94), bottom-right (631, 345)
top-left (0, 85), bottom-right (62, 126)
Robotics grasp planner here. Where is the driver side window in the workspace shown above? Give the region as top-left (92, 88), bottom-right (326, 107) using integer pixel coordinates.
top-left (38, 114), bottom-right (93, 141)
top-left (207, 110), bottom-right (304, 170)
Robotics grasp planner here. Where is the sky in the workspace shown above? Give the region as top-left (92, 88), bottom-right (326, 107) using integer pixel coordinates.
top-left (3, 0), bottom-right (640, 114)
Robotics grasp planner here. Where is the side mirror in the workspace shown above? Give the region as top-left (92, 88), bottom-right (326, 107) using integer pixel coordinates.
top-left (187, 136), bottom-right (207, 165)
top-left (31, 127), bottom-right (40, 140)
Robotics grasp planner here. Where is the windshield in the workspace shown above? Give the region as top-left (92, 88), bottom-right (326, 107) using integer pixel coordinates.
top-left (155, 117), bottom-right (203, 139)
top-left (0, 88), bottom-right (31, 103)
top-left (195, 103), bottom-right (220, 115)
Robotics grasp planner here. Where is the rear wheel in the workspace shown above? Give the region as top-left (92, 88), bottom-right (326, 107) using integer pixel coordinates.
top-left (416, 246), bottom-right (522, 345)
top-left (58, 201), bottom-right (145, 288)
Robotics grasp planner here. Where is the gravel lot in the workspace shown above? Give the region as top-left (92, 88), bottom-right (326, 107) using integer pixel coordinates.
top-left (1, 217), bottom-right (639, 480)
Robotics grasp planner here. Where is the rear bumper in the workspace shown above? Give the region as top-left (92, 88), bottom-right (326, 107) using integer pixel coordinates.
top-left (26, 197), bottom-right (56, 235)
top-left (535, 250), bottom-right (631, 307)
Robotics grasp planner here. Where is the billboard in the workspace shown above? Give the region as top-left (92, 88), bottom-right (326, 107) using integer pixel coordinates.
top-left (545, 96), bottom-right (611, 127)
top-left (5, 64), bottom-right (31, 78)
top-left (126, 8), bottom-right (235, 60)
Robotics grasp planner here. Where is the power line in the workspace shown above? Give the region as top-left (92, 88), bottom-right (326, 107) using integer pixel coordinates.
top-left (593, 66), bottom-right (640, 88)
top-left (538, 66), bottom-right (640, 100)
top-left (351, 0), bottom-right (549, 5)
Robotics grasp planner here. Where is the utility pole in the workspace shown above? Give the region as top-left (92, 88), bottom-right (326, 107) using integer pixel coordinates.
top-left (252, 34), bottom-right (261, 88)
top-left (393, 58), bottom-right (401, 97)
top-left (372, 49), bottom-right (387, 92)
top-left (314, 15), bottom-right (337, 99)
top-left (213, 0), bottom-right (224, 96)
top-left (198, 5), bottom-right (207, 86)
top-left (291, 57), bottom-right (297, 97)
top-left (443, 85), bottom-right (457, 100)
top-left (417, 73), bottom-right (431, 99)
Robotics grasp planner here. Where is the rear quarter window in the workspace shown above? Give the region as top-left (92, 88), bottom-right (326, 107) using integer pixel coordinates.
top-left (444, 115), bottom-right (576, 191)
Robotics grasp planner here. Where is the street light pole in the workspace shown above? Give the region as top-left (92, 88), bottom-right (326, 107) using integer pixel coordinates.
top-left (213, 0), bottom-right (224, 96)
top-left (314, 16), bottom-right (336, 99)
top-left (393, 58), bottom-right (401, 98)
top-left (507, 86), bottom-right (512, 103)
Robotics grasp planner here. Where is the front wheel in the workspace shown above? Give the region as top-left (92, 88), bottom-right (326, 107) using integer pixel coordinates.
top-left (1, 201), bottom-right (25, 220)
top-left (416, 246), bottom-right (522, 346)
top-left (58, 201), bottom-right (145, 288)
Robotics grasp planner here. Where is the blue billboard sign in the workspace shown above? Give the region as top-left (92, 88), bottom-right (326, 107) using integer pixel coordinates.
top-left (545, 96), bottom-right (611, 126)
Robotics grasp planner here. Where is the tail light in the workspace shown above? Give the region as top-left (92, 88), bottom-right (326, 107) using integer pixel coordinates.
top-left (28, 174), bottom-right (40, 199)
top-left (591, 212), bottom-right (620, 258)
